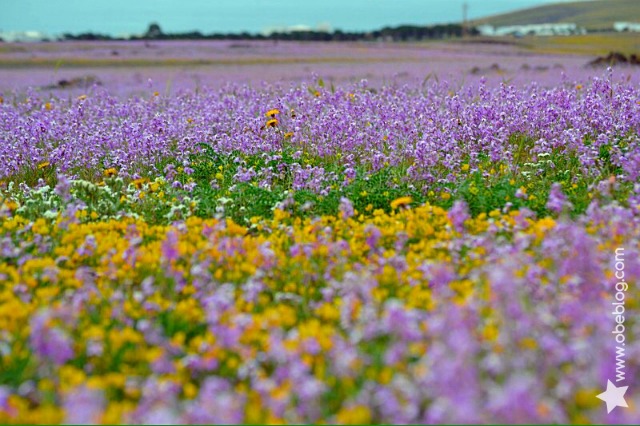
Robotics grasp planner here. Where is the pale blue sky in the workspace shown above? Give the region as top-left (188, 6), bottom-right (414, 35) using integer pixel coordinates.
top-left (0, 0), bottom-right (587, 36)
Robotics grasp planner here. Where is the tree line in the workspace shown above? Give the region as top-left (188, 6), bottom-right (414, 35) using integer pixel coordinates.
top-left (59, 22), bottom-right (477, 42)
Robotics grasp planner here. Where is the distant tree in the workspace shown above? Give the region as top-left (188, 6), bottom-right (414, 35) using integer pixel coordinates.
top-left (61, 32), bottom-right (113, 41)
top-left (144, 23), bottom-right (164, 39)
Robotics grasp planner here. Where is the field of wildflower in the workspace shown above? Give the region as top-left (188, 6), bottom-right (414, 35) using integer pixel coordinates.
top-left (1, 65), bottom-right (640, 424)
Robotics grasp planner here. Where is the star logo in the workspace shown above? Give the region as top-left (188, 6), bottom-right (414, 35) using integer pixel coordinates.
top-left (596, 380), bottom-right (629, 413)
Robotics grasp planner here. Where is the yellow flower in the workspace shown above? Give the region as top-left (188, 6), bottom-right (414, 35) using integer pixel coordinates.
top-left (574, 388), bottom-right (601, 409)
top-left (104, 168), bottom-right (118, 177)
top-left (37, 161), bottom-right (50, 170)
top-left (482, 323), bottom-right (499, 341)
top-left (265, 109), bottom-right (280, 118)
top-left (520, 337), bottom-right (538, 350)
top-left (77, 95), bottom-right (87, 101)
top-left (132, 178), bottom-right (147, 189)
top-left (44, 102), bottom-right (52, 111)
top-left (284, 132), bottom-right (294, 139)
top-left (336, 405), bottom-right (372, 424)
top-left (266, 118), bottom-right (278, 128)
top-left (183, 382), bottom-right (198, 399)
top-left (390, 196), bottom-right (412, 209)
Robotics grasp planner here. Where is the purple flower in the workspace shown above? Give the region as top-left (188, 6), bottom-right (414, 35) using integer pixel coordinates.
top-left (546, 182), bottom-right (572, 214)
top-left (339, 197), bottom-right (354, 220)
top-left (448, 200), bottom-right (470, 232)
top-left (515, 187), bottom-right (528, 200)
top-left (63, 386), bottom-right (105, 424)
top-left (29, 311), bottom-right (74, 365)
top-left (364, 224), bottom-right (382, 251)
top-left (161, 230), bottom-right (180, 263)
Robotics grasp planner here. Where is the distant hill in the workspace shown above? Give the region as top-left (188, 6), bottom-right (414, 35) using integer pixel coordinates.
top-left (472, 0), bottom-right (640, 31)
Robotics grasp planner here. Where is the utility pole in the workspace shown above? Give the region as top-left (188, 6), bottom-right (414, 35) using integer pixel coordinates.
top-left (462, 2), bottom-right (468, 38)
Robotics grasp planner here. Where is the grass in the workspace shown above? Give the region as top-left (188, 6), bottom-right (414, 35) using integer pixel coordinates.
top-left (454, 32), bottom-right (640, 57)
top-left (519, 32), bottom-right (640, 56)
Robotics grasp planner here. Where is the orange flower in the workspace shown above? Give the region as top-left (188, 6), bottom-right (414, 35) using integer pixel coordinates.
top-left (133, 178), bottom-right (148, 189)
top-left (390, 196), bottom-right (412, 209)
top-left (265, 109), bottom-right (280, 118)
top-left (266, 119), bottom-right (278, 128)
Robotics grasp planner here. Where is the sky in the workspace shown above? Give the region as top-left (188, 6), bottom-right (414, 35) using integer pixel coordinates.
top-left (0, 0), bottom-right (589, 37)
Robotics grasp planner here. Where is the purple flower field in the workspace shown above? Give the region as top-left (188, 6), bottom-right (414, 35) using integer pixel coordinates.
top-left (0, 40), bottom-right (639, 424)
top-left (3, 40), bottom-right (637, 95)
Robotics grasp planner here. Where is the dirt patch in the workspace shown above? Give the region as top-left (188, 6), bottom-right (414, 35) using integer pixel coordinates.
top-left (43, 75), bottom-right (102, 90)
top-left (470, 63), bottom-right (505, 75)
top-left (587, 51), bottom-right (640, 67)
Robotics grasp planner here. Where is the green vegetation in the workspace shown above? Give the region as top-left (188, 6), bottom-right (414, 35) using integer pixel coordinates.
top-left (519, 32), bottom-right (640, 56)
top-left (4, 132), bottom-right (634, 228)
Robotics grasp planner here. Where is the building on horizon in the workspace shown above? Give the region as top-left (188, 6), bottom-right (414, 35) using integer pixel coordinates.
top-left (476, 23), bottom-right (585, 37)
top-left (0, 30), bottom-right (49, 42)
top-left (614, 22), bottom-right (640, 32)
